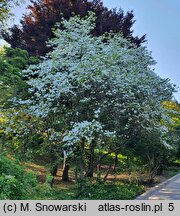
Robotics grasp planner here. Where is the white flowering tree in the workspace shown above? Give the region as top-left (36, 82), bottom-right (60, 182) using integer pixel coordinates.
top-left (19, 12), bottom-right (175, 181)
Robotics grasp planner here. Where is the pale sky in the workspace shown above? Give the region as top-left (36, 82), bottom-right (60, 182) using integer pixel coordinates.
top-left (1, 0), bottom-right (180, 102)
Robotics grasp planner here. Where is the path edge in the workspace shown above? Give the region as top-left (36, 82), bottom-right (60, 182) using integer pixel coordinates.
top-left (135, 172), bottom-right (180, 200)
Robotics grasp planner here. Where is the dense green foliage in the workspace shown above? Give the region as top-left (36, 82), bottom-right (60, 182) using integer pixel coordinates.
top-left (76, 179), bottom-right (144, 200)
top-left (0, 154), bottom-right (38, 199)
top-left (0, 47), bottom-right (27, 84)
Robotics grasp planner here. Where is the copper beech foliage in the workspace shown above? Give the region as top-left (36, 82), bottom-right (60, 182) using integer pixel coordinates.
top-left (3, 0), bottom-right (146, 56)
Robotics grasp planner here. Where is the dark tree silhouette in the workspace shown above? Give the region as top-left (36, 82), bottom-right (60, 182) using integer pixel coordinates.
top-left (3, 0), bottom-right (146, 56)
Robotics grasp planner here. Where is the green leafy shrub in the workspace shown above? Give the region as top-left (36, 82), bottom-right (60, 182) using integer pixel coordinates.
top-left (8, 57), bottom-right (27, 70)
top-left (28, 56), bottom-right (40, 65)
top-left (76, 179), bottom-right (144, 200)
top-left (5, 47), bottom-right (29, 60)
top-left (0, 155), bottom-right (53, 199)
top-left (0, 47), bottom-right (39, 85)
top-left (0, 56), bottom-right (21, 85)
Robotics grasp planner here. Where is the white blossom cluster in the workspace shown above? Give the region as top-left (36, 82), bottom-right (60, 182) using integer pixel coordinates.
top-left (18, 12), bottom-right (175, 151)
top-left (62, 120), bottom-right (115, 150)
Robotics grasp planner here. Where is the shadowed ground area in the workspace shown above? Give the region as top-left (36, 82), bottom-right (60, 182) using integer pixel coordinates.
top-left (136, 173), bottom-right (180, 200)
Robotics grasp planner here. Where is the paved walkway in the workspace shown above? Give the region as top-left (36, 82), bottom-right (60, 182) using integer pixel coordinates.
top-left (136, 173), bottom-right (180, 200)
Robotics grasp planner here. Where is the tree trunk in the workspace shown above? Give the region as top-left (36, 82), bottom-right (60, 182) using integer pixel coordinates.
top-left (79, 138), bottom-right (85, 180)
top-left (103, 163), bottom-right (113, 181)
top-left (62, 164), bottom-right (70, 181)
top-left (113, 151), bottom-right (118, 171)
top-left (50, 164), bottom-right (58, 187)
top-left (127, 156), bottom-right (131, 175)
top-left (86, 140), bottom-right (95, 177)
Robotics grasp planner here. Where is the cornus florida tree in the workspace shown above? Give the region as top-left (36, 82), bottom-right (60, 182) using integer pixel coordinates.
top-left (19, 12), bottom-right (175, 180)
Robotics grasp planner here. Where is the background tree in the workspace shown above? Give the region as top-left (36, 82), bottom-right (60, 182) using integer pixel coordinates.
top-left (162, 101), bottom-right (180, 159)
top-left (0, 0), bottom-right (24, 33)
top-left (0, 46), bottom-right (40, 156)
top-left (0, 46), bottom-right (39, 96)
top-left (3, 0), bottom-right (146, 56)
top-left (0, 47), bottom-right (29, 98)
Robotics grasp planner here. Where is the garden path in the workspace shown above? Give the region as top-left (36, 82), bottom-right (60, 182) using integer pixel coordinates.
top-left (136, 173), bottom-right (180, 200)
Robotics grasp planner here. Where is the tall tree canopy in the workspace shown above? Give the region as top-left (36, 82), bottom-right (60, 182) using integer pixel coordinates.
top-left (3, 0), bottom-right (146, 56)
top-left (16, 13), bottom-right (174, 180)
